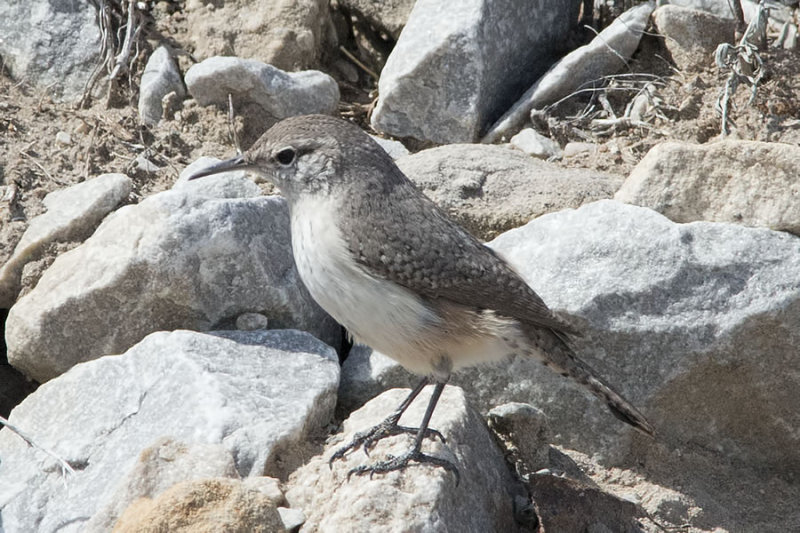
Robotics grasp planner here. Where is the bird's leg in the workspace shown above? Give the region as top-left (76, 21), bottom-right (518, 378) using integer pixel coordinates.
top-left (346, 382), bottom-right (460, 483)
top-left (329, 377), bottom-right (446, 466)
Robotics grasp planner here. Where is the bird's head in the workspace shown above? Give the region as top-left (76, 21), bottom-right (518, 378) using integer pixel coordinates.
top-left (188, 114), bottom-right (399, 201)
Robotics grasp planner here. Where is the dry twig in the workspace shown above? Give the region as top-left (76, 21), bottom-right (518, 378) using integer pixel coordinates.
top-left (715, 1), bottom-right (768, 135)
top-left (0, 415), bottom-right (76, 482)
top-left (339, 46), bottom-right (379, 81)
top-left (81, 0), bottom-right (146, 108)
top-left (227, 93), bottom-right (242, 155)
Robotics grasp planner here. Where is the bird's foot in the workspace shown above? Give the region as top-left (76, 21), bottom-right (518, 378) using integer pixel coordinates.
top-left (346, 448), bottom-right (460, 484)
top-left (329, 416), bottom-right (445, 467)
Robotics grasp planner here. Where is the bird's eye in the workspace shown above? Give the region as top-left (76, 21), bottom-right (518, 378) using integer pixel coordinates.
top-left (275, 147), bottom-right (296, 166)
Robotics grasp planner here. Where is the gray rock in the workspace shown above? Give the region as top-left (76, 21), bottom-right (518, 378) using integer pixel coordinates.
top-left (174, 156), bottom-right (262, 196)
top-left (563, 141), bottom-right (599, 157)
top-left (0, 329), bottom-right (339, 533)
top-left (0, 173), bottom-right (132, 308)
top-left (185, 0), bottom-right (335, 71)
top-left (667, 0), bottom-right (793, 30)
top-left (653, 5), bottom-right (735, 71)
top-left (396, 143), bottom-right (623, 239)
top-left (185, 56), bottom-right (339, 125)
top-left (663, 0), bottom-right (735, 17)
top-left (236, 312), bottom-right (269, 330)
top-left (54, 131), bottom-right (72, 146)
top-left (86, 437), bottom-right (240, 533)
top-left (782, 22), bottom-right (798, 49)
top-left (487, 200), bottom-right (800, 473)
top-left (285, 386), bottom-right (520, 532)
top-left (482, 2), bottom-right (654, 143)
top-left (371, 0), bottom-right (582, 143)
top-left (615, 140), bottom-right (800, 234)
top-left (340, 200), bottom-right (800, 481)
top-left (369, 135), bottom-right (410, 159)
top-left (509, 128), bottom-right (561, 159)
top-left (277, 507), bottom-right (306, 530)
top-left (138, 46), bottom-right (186, 126)
top-left (0, 1), bottom-right (102, 101)
top-left (134, 154), bottom-right (162, 173)
top-left (338, 0), bottom-right (416, 39)
top-left (488, 403), bottom-right (551, 472)
top-left (6, 169), bottom-right (340, 382)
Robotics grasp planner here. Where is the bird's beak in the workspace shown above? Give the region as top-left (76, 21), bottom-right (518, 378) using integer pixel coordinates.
top-left (186, 155), bottom-right (251, 180)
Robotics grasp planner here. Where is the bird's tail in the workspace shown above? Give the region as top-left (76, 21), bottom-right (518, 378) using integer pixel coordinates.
top-left (527, 327), bottom-right (655, 437)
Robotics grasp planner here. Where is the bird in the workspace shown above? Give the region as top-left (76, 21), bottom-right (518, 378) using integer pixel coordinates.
top-left (188, 114), bottom-right (654, 480)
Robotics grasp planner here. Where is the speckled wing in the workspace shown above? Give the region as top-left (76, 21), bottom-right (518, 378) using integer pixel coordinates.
top-left (342, 171), bottom-right (576, 336)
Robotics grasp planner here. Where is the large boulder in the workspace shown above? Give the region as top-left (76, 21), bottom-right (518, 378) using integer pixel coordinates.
top-left (616, 140), bottom-right (800, 235)
top-left (396, 143), bottom-right (623, 240)
top-left (185, 0), bottom-right (335, 71)
top-left (285, 386), bottom-right (522, 532)
top-left (0, 0), bottom-right (102, 101)
top-left (0, 329), bottom-right (339, 533)
top-left (371, 0), bottom-right (582, 143)
top-left (652, 5), bottom-right (735, 71)
top-left (0, 173), bottom-right (132, 308)
top-left (138, 46), bottom-right (186, 126)
top-left (5, 165), bottom-right (340, 382)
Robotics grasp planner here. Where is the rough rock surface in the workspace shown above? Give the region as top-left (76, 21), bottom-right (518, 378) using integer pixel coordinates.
top-left (0, 1), bottom-right (102, 101)
top-left (6, 165), bottom-right (340, 382)
top-left (138, 46), bottom-right (186, 126)
top-left (0, 329), bottom-right (339, 533)
top-left (185, 56), bottom-right (339, 136)
top-left (285, 386), bottom-right (522, 532)
top-left (185, 0), bottom-right (334, 71)
top-left (370, 135), bottom-right (410, 159)
top-left (491, 201), bottom-right (800, 470)
top-left (338, 0), bottom-right (416, 39)
top-left (0, 173), bottom-right (132, 308)
top-left (616, 140), bottom-right (800, 234)
top-left (487, 402), bottom-right (551, 472)
top-left (371, 0), bottom-right (582, 143)
top-left (87, 437), bottom-right (240, 532)
top-left (112, 477), bottom-right (286, 533)
top-left (396, 143), bottom-right (623, 239)
top-left (652, 5), bottom-right (735, 71)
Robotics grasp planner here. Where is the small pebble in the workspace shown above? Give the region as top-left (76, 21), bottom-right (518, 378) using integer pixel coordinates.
top-left (563, 142), bottom-right (598, 157)
top-left (135, 154), bottom-right (161, 173)
top-left (278, 507), bottom-right (306, 530)
top-left (236, 312), bottom-right (269, 330)
top-left (509, 128), bottom-right (561, 159)
top-left (55, 131), bottom-right (72, 146)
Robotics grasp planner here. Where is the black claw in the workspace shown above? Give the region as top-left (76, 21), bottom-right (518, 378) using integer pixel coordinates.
top-left (329, 421), bottom-right (444, 466)
top-left (345, 448), bottom-right (460, 484)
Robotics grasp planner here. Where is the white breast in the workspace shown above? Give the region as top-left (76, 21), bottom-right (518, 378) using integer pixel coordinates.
top-left (289, 196), bottom-right (439, 365)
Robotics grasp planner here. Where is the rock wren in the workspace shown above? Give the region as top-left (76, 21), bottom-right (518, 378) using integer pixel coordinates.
top-left (189, 114), bottom-right (654, 479)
